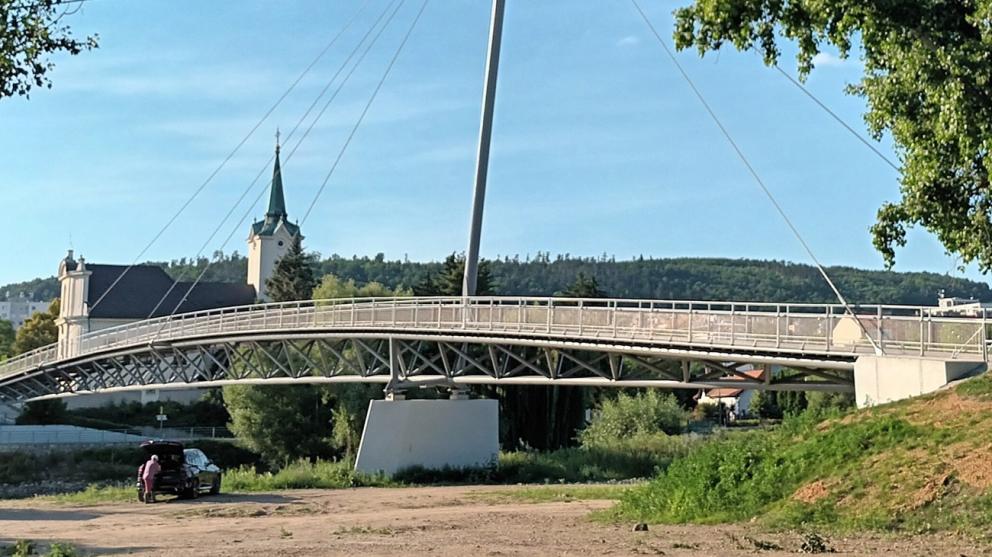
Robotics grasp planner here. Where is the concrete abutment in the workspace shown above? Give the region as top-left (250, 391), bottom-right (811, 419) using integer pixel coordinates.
top-left (354, 398), bottom-right (499, 476)
top-left (854, 355), bottom-right (987, 408)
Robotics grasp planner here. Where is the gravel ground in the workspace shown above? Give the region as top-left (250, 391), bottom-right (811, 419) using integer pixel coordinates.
top-left (0, 486), bottom-right (988, 556)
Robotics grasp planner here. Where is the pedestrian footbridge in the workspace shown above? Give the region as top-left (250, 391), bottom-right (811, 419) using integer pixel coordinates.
top-left (0, 297), bottom-right (988, 406)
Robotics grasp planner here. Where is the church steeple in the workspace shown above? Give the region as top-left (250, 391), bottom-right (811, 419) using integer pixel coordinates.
top-left (247, 129), bottom-right (301, 302)
top-left (266, 130), bottom-right (287, 220)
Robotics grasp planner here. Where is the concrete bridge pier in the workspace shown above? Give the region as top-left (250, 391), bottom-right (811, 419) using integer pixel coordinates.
top-left (854, 355), bottom-right (988, 408)
top-left (354, 338), bottom-right (500, 476)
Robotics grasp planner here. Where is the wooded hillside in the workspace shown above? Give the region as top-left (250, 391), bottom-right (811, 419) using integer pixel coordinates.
top-left (3, 252), bottom-right (989, 306)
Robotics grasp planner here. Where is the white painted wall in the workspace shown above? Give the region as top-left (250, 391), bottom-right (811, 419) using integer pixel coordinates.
top-left (854, 355), bottom-right (987, 407)
top-left (355, 399), bottom-right (499, 476)
top-left (247, 225), bottom-right (294, 302)
top-left (0, 299), bottom-right (49, 329)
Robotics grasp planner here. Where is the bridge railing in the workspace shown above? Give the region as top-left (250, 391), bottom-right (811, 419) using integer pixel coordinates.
top-left (0, 297), bottom-right (988, 381)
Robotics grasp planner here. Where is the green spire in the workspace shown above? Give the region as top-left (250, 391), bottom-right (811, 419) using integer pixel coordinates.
top-left (266, 135), bottom-right (287, 219)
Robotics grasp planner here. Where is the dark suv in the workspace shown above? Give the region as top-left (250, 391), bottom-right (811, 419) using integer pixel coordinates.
top-left (137, 440), bottom-right (222, 501)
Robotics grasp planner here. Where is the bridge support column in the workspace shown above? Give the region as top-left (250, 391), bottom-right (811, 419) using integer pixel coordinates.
top-left (854, 355), bottom-right (987, 408)
top-left (354, 398), bottom-right (499, 476)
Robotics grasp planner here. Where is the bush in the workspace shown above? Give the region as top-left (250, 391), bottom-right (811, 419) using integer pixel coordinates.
top-left (580, 391), bottom-right (689, 448)
top-left (392, 435), bottom-right (696, 485)
top-left (223, 460), bottom-right (392, 491)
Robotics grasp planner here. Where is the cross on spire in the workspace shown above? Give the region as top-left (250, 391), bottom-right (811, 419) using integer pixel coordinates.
top-left (275, 127), bottom-right (281, 154)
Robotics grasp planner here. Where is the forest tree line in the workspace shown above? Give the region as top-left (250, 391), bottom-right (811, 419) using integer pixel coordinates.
top-left (2, 252), bottom-right (989, 306)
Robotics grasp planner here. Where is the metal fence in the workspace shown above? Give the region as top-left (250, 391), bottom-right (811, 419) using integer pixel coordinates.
top-left (1, 297), bottom-right (988, 381)
top-left (0, 425), bottom-right (233, 447)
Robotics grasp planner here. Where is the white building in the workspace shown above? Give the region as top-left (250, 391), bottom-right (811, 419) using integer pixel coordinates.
top-left (932, 294), bottom-right (992, 317)
top-left (50, 140), bottom-right (300, 407)
top-left (0, 295), bottom-right (48, 330)
top-left (697, 367), bottom-right (769, 418)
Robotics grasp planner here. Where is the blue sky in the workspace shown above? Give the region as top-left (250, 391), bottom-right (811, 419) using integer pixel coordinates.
top-left (1, 0), bottom-right (987, 288)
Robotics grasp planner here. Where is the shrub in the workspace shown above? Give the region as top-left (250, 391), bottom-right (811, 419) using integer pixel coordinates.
top-left (580, 391), bottom-right (689, 448)
top-left (222, 460), bottom-right (391, 491)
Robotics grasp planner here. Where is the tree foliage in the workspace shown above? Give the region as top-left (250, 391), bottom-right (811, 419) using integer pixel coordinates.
top-left (673, 0), bottom-right (992, 271)
top-left (265, 235), bottom-right (316, 303)
top-left (580, 391), bottom-right (689, 448)
top-left (223, 383), bottom-right (332, 466)
top-left (6, 254), bottom-right (989, 306)
top-left (312, 274), bottom-right (412, 300)
top-left (555, 272), bottom-right (606, 298)
top-left (0, 318), bottom-right (14, 358)
top-left (12, 298), bottom-right (58, 355)
top-left (413, 252), bottom-right (494, 296)
top-left (1, 0), bottom-right (98, 98)
top-left (15, 398), bottom-right (67, 425)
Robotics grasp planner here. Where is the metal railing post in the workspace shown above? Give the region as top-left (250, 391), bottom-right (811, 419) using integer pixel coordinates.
top-left (919, 310), bottom-right (925, 356)
top-left (826, 305), bottom-right (833, 351)
top-left (983, 309), bottom-right (989, 362)
top-left (730, 302), bottom-right (736, 345)
top-left (687, 302), bottom-right (693, 342)
top-left (775, 304), bottom-right (781, 348)
top-left (547, 299), bottom-right (553, 333)
top-left (876, 305), bottom-right (884, 352)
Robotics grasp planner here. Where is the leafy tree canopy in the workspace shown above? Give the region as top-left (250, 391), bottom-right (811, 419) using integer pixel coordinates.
top-left (223, 383), bottom-right (332, 466)
top-left (0, 319), bottom-right (14, 358)
top-left (312, 274), bottom-right (412, 300)
top-left (12, 298), bottom-right (58, 355)
top-left (15, 398), bottom-right (67, 425)
top-left (1, 0), bottom-right (98, 98)
top-left (673, 0), bottom-right (992, 272)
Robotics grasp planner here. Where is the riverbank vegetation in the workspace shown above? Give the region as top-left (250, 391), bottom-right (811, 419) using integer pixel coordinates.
top-left (612, 374), bottom-right (992, 535)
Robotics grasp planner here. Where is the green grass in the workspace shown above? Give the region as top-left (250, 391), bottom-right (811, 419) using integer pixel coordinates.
top-left (611, 374), bottom-right (992, 535)
top-left (223, 459), bottom-right (394, 491)
top-left (32, 484), bottom-right (135, 505)
top-left (475, 484), bottom-right (634, 504)
top-left (1, 540), bottom-right (80, 557)
top-left (955, 372), bottom-right (992, 399)
top-left (395, 434), bottom-right (695, 485)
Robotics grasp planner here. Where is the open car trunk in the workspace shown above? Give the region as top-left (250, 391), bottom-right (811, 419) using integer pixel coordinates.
top-left (140, 441), bottom-right (186, 492)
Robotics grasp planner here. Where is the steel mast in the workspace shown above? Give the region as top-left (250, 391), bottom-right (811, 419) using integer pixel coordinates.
top-left (462, 0), bottom-right (506, 296)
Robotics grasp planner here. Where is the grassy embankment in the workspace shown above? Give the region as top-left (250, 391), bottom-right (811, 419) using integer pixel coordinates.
top-left (611, 373), bottom-right (992, 535)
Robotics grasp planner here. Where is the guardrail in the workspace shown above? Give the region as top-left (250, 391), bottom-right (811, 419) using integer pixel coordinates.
top-left (0, 297), bottom-right (988, 380)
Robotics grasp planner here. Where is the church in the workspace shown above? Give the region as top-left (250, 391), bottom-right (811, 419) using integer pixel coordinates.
top-left (54, 141), bottom-right (301, 405)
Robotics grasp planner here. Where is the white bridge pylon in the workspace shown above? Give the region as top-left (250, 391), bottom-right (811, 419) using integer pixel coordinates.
top-left (0, 296), bottom-right (988, 402)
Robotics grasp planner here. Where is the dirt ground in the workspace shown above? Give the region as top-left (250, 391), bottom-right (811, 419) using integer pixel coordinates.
top-left (0, 486), bottom-right (989, 556)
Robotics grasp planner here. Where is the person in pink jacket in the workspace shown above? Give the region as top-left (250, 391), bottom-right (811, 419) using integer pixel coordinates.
top-left (141, 455), bottom-right (161, 503)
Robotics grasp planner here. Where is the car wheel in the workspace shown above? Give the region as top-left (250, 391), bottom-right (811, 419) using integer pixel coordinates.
top-left (209, 476), bottom-right (221, 495)
top-left (191, 479), bottom-right (200, 499)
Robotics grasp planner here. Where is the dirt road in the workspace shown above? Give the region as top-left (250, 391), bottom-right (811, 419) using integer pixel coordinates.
top-left (0, 486), bottom-right (986, 556)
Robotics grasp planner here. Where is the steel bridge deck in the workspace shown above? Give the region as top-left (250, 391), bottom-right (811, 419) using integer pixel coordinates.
top-left (0, 296), bottom-right (987, 402)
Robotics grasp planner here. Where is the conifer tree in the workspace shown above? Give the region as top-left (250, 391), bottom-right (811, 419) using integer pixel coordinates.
top-left (265, 235), bottom-right (316, 302)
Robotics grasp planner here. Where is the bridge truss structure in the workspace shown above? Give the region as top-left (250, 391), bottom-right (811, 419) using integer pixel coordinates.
top-left (0, 297), bottom-right (988, 403)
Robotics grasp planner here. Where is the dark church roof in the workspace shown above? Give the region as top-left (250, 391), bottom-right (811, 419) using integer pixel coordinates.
top-left (251, 143), bottom-right (301, 238)
top-left (87, 264), bottom-right (256, 319)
